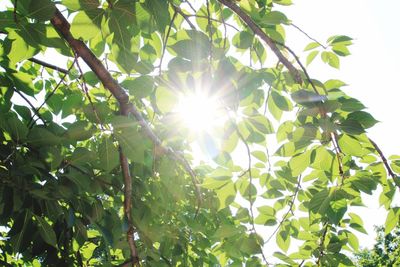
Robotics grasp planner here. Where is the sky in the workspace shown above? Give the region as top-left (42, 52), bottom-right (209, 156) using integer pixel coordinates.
top-left (281, 0), bottom-right (400, 249)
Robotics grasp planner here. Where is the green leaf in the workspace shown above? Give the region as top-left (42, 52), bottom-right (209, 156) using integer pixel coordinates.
top-left (34, 215), bottom-right (57, 248)
top-left (259, 11), bottom-right (289, 25)
top-left (216, 182), bottom-right (236, 210)
top-left (170, 30), bottom-right (210, 60)
top-left (306, 50), bottom-right (319, 65)
top-left (251, 150), bottom-right (267, 162)
top-left (155, 86), bottom-right (177, 113)
top-left (385, 208), bottom-right (400, 235)
top-left (309, 189), bottom-right (331, 215)
top-left (232, 31), bottom-right (254, 49)
top-left (321, 51), bottom-right (340, 69)
top-left (271, 90), bottom-right (292, 111)
top-left (121, 76), bottom-right (154, 99)
top-left (304, 42), bottom-right (320, 51)
top-left (98, 136), bottom-right (119, 172)
top-left (240, 234), bottom-right (261, 254)
top-left (332, 44), bottom-right (351, 56)
top-left (276, 229), bottom-right (290, 252)
top-left (144, 0), bottom-right (170, 32)
top-left (291, 90), bottom-right (326, 105)
top-left (289, 150), bottom-right (311, 176)
top-left (339, 97), bottom-right (365, 112)
top-left (272, 0), bottom-right (293, 5)
top-left (28, 0), bottom-right (56, 21)
top-left (329, 35), bottom-right (353, 45)
top-left (338, 134), bottom-right (366, 157)
top-left (348, 212), bottom-right (367, 234)
top-left (339, 119), bottom-right (365, 135)
top-left (65, 120), bottom-right (94, 141)
top-left (71, 10), bottom-right (103, 40)
top-left (213, 224), bottom-right (240, 238)
top-left (0, 113), bottom-right (28, 142)
top-left (28, 127), bottom-right (61, 146)
top-left (115, 130), bottom-right (148, 164)
top-left (347, 111), bottom-right (379, 129)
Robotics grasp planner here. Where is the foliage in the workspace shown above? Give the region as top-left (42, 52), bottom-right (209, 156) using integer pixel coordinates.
top-left (354, 226), bottom-right (400, 267)
top-left (0, 0), bottom-right (399, 266)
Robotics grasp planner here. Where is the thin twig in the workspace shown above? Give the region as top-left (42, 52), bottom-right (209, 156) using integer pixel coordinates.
top-left (291, 23), bottom-right (327, 49)
top-left (206, 0), bottom-right (214, 66)
top-left (106, 0), bottom-right (113, 9)
top-left (278, 42), bottom-right (318, 94)
top-left (330, 132), bottom-right (345, 184)
top-left (29, 58), bottom-right (69, 74)
top-left (369, 137), bottom-right (396, 178)
top-left (264, 175), bottom-right (301, 244)
top-left (172, 5), bottom-right (196, 30)
top-left (263, 61), bottom-right (281, 116)
top-left (74, 53), bottom-right (105, 130)
top-left (13, 0), bottom-right (18, 23)
top-left (184, 0), bottom-right (197, 13)
top-left (217, 3), bottom-right (228, 51)
top-left (12, 87), bottom-right (46, 125)
top-left (234, 123), bottom-right (269, 265)
top-left (218, 0), bottom-right (302, 83)
top-left (316, 223), bottom-right (329, 266)
top-left (185, 14), bottom-right (240, 32)
top-left (158, 10), bottom-right (177, 75)
top-left (27, 59), bottom-right (76, 128)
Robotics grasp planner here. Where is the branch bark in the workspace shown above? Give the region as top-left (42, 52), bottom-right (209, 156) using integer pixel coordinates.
top-left (369, 137), bottom-right (396, 178)
top-left (50, 8), bottom-right (202, 263)
top-left (29, 57), bottom-right (69, 74)
top-left (217, 0), bottom-right (302, 83)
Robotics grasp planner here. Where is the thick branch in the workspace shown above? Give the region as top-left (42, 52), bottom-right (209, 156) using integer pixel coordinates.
top-left (50, 7), bottom-right (202, 262)
top-left (119, 148), bottom-right (140, 266)
top-left (218, 0), bottom-right (302, 83)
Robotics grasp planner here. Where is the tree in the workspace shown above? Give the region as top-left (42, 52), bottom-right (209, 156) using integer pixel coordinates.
top-left (0, 0), bottom-right (399, 266)
top-left (354, 226), bottom-right (400, 267)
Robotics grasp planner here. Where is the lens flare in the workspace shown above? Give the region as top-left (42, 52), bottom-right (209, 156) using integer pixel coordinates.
top-left (177, 92), bottom-right (221, 134)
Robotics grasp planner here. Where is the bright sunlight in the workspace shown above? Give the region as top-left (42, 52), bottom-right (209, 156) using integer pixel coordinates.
top-left (176, 92), bottom-right (223, 134)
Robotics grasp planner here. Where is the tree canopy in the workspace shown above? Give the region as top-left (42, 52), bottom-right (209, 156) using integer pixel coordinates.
top-left (0, 0), bottom-right (399, 266)
top-left (354, 226), bottom-right (400, 267)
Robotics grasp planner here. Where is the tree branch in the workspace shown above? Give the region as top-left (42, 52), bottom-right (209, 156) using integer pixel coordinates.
top-left (316, 223), bottom-right (329, 266)
top-left (233, 122), bottom-right (268, 265)
top-left (119, 147), bottom-right (140, 266)
top-left (172, 4), bottom-right (196, 30)
top-left (50, 7), bottom-right (202, 240)
top-left (28, 59), bottom-right (75, 128)
top-left (217, 0), bottom-right (302, 83)
top-left (12, 87), bottom-right (46, 126)
top-left (158, 10), bottom-right (177, 75)
top-left (29, 57), bottom-right (69, 74)
top-left (264, 175), bottom-right (301, 245)
top-left (369, 138), bottom-right (396, 178)
top-left (186, 14), bottom-right (240, 31)
top-left (291, 23), bottom-right (327, 49)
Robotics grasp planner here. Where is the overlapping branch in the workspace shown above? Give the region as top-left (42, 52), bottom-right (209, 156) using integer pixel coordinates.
top-left (50, 8), bottom-right (202, 265)
top-left (217, 0), bottom-right (302, 83)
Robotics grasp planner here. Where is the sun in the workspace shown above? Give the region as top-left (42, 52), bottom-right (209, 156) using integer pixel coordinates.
top-left (176, 92), bottom-right (222, 134)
